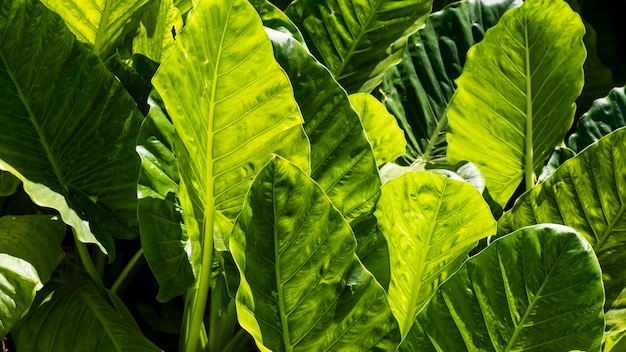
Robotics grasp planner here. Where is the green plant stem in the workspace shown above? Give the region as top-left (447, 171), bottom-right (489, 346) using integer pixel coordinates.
top-left (93, 248), bottom-right (107, 280)
top-left (208, 298), bottom-right (237, 352)
top-left (181, 216), bottom-right (215, 352)
top-left (222, 329), bottom-right (252, 352)
top-left (524, 26), bottom-right (535, 192)
top-left (75, 238), bottom-right (108, 296)
top-left (111, 248), bottom-right (144, 295)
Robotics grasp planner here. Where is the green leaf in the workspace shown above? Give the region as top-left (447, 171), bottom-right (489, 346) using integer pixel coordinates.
top-left (375, 171), bottom-right (495, 336)
top-left (249, 0), bottom-right (305, 44)
top-left (137, 95), bottom-right (193, 302)
top-left (568, 85), bottom-right (626, 153)
top-left (400, 224), bottom-right (605, 351)
top-left (268, 29), bottom-right (387, 286)
top-left (12, 263), bottom-right (161, 351)
top-left (38, 0), bottom-right (151, 57)
top-left (0, 215), bottom-right (65, 336)
top-left (0, 0), bottom-right (144, 259)
top-left (133, 0), bottom-right (183, 63)
top-left (349, 93), bottom-right (406, 166)
top-left (378, 0), bottom-right (521, 162)
top-left (498, 127), bottom-right (626, 345)
top-left (231, 157), bottom-right (400, 351)
top-left (285, 0), bottom-right (433, 93)
top-left (446, 0), bottom-right (586, 207)
top-left (0, 171), bottom-right (19, 197)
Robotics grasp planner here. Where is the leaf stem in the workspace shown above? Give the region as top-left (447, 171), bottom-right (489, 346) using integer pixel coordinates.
top-left (111, 248), bottom-right (144, 295)
top-left (222, 329), bottom-right (252, 352)
top-left (75, 238), bottom-right (108, 296)
top-left (208, 298), bottom-right (237, 351)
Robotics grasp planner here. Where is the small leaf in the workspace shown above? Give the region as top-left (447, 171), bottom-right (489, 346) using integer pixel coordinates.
top-left (0, 215), bottom-right (65, 336)
top-left (231, 157), bottom-right (400, 351)
top-left (375, 171), bottom-right (495, 336)
top-left (401, 224), bottom-right (605, 351)
top-left (0, 171), bottom-right (19, 197)
top-left (349, 93), bottom-right (406, 166)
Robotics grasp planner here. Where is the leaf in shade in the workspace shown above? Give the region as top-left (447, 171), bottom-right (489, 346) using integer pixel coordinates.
top-left (568, 85), bottom-right (626, 152)
top-left (375, 171), bottom-right (495, 336)
top-left (349, 93), bottom-right (406, 166)
top-left (446, 0), bottom-right (586, 207)
top-left (0, 215), bottom-right (65, 336)
top-left (0, 0), bottom-right (144, 259)
top-left (286, 0), bottom-right (433, 93)
top-left (498, 127), bottom-right (626, 346)
top-left (400, 224), bottom-right (605, 351)
top-left (0, 171), bottom-right (19, 197)
top-left (38, 0), bottom-right (151, 57)
top-left (231, 157), bottom-right (400, 351)
top-left (377, 0), bottom-right (521, 162)
top-left (12, 263), bottom-right (161, 351)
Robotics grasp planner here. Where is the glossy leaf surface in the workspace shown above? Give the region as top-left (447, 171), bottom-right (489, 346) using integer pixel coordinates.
top-left (349, 93), bottom-right (406, 166)
top-left (0, 215), bottom-right (65, 336)
top-left (375, 171), bottom-right (495, 336)
top-left (133, 0), bottom-right (183, 63)
top-left (39, 0), bottom-right (150, 57)
top-left (499, 127), bottom-right (626, 344)
top-left (0, 0), bottom-right (144, 258)
top-left (12, 264), bottom-right (161, 351)
top-left (401, 225), bottom-right (605, 351)
top-left (379, 0), bottom-right (521, 161)
top-left (231, 157), bottom-right (400, 351)
top-left (286, 0), bottom-right (433, 92)
top-left (446, 0), bottom-right (586, 206)
top-left (569, 85), bottom-right (626, 152)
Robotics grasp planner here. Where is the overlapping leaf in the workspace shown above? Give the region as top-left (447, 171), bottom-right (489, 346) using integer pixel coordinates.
top-left (375, 171), bottom-right (495, 336)
top-left (231, 157), bottom-right (400, 351)
top-left (0, 0), bottom-right (144, 258)
top-left (349, 93), bottom-right (406, 166)
top-left (137, 96), bottom-right (192, 302)
top-left (498, 127), bottom-right (626, 345)
top-left (569, 85), bottom-right (626, 152)
top-left (0, 215), bottom-right (65, 336)
top-left (446, 0), bottom-right (586, 207)
top-left (133, 0), bottom-right (183, 63)
top-left (268, 29), bottom-right (387, 283)
top-left (11, 263), bottom-right (161, 351)
top-left (400, 225), bottom-right (605, 351)
top-left (286, 0), bottom-right (432, 93)
top-left (379, 0), bottom-right (521, 161)
top-left (39, 0), bottom-right (150, 57)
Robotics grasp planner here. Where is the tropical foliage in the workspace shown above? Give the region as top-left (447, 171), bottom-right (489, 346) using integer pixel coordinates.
top-left (0, 0), bottom-right (625, 350)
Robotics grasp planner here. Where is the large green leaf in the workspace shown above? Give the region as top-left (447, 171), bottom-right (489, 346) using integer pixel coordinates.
top-left (375, 171), bottom-right (495, 336)
top-left (0, 0), bottom-right (144, 258)
top-left (400, 224), bottom-right (605, 351)
top-left (446, 0), bottom-right (586, 207)
top-left (39, 0), bottom-right (150, 57)
top-left (231, 157), bottom-right (400, 351)
top-left (11, 263), bottom-right (161, 351)
top-left (569, 85), bottom-right (626, 153)
top-left (0, 215), bottom-right (65, 336)
top-left (268, 29), bottom-right (388, 286)
top-left (133, 0), bottom-right (183, 63)
top-left (152, 0), bottom-right (309, 346)
top-left (349, 93), bottom-right (406, 166)
top-left (137, 95), bottom-right (192, 302)
top-left (285, 0), bottom-right (432, 93)
top-left (378, 0), bottom-right (521, 162)
top-left (498, 127), bottom-right (626, 345)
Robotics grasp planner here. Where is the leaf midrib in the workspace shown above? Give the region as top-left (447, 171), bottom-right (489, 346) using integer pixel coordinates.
top-left (93, 0), bottom-right (114, 55)
top-left (0, 53), bottom-right (66, 188)
top-left (523, 18), bottom-right (534, 191)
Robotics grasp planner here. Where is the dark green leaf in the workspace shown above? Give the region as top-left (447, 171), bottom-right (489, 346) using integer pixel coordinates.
top-left (401, 224), bottom-right (605, 351)
top-left (231, 157), bottom-right (400, 351)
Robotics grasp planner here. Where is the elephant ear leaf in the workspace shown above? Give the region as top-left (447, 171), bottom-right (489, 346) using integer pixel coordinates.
top-left (11, 263), bottom-right (161, 351)
top-left (38, 0), bottom-right (150, 57)
top-left (0, 215), bottom-right (65, 336)
top-left (0, 0), bottom-right (144, 259)
top-left (231, 157), bottom-right (400, 351)
top-left (446, 0), bottom-right (586, 207)
top-left (285, 0), bottom-right (433, 93)
top-left (498, 127), bottom-right (626, 346)
top-left (401, 224), bottom-right (605, 351)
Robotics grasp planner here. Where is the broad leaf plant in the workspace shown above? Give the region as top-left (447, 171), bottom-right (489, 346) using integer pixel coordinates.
top-left (0, 0), bottom-right (625, 350)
